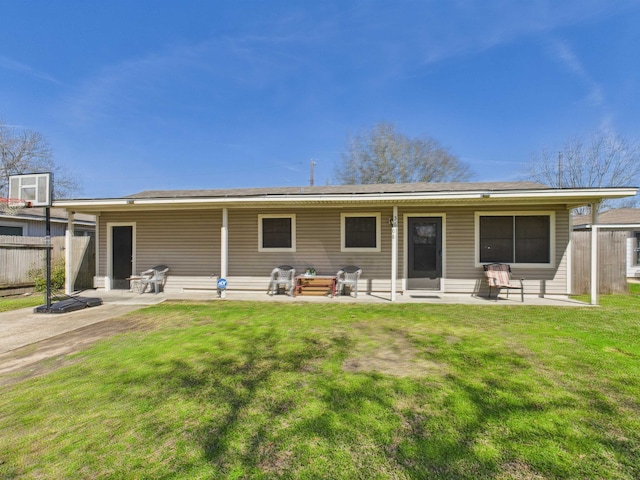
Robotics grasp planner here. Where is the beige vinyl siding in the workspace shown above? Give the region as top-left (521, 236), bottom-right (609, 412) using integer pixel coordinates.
top-left (399, 207), bottom-right (468, 292)
top-left (0, 218), bottom-right (68, 237)
top-left (228, 207), bottom-right (393, 291)
top-left (99, 207), bottom-right (394, 292)
top-left (398, 206), bottom-right (569, 295)
top-left (98, 210), bottom-right (220, 279)
top-left (96, 204), bottom-right (570, 295)
top-left (26, 221), bottom-right (68, 237)
top-left (400, 205), bottom-right (570, 295)
top-left (439, 208), bottom-right (474, 290)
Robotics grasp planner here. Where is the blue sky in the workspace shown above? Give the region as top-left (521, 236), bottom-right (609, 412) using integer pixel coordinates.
top-left (1, 0), bottom-right (639, 198)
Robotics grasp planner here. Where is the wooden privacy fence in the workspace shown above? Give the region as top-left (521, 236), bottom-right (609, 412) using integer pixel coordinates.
top-left (0, 235), bottom-right (94, 295)
top-left (0, 236), bottom-right (62, 291)
top-left (571, 230), bottom-right (628, 295)
top-left (69, 235), bottom-right (95, 290)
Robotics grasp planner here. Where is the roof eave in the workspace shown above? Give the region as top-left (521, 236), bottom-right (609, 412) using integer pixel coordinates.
top-left (53, 187), bottom-right (638, 213)
top-left (575, 223), bottom-right (640, 230)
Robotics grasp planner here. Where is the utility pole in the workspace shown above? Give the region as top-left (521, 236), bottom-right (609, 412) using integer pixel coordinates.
top-left (558, 151), bottom-right (563, 188)
top-left (310, 160), bottom-right (316, 186)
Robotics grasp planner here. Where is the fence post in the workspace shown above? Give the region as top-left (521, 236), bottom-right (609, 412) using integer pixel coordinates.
top-left (65, 212), bottom-right (75, 295)
top-left (590, 204), bottom-right (599, 305)
top-left (65, 231), bottom-right (72, 294)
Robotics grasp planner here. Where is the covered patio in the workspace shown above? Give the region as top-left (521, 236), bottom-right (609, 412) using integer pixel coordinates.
top-left (56, 181), bottom-right (638, 306)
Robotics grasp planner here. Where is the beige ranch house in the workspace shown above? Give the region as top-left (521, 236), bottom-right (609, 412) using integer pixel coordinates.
top-left (56, 181), bottom-right (637, 304)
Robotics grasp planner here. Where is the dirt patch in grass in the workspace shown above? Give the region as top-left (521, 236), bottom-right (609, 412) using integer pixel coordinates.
top-left (0, 317), bottom-right (151, 387)
top-left (342, 323), bottom-right (448, 378)
top-left (496, 460), bottom-right (545, 480)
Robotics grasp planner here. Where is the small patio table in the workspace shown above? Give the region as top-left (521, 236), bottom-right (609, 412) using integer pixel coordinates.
top-left (293, 275), bottom-right (337, 297)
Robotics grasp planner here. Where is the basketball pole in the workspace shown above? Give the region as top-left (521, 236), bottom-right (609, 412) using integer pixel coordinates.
top-left (7, 172), bottom-right (53, 310)
top-left (45, 206), bottom-right (52, 311)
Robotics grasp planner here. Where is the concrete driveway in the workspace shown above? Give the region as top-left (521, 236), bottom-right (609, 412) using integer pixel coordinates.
top-left (0, 293), bottom-right (166, 355)
top-left (0, 293), bottom-right (171, 386)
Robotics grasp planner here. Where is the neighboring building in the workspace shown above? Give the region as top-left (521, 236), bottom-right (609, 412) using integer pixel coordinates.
top-left (0, 208), bottom-right (96, 295)
top-left (573, 208), bottom-right (640, 279)
top-left (55, 181), bottom-right (637, 302)
top-left (0, 207), bottom-right (95, 237)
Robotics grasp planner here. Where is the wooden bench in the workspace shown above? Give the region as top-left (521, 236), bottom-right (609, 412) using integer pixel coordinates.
top-left (294, 275), bottom-right (337, 297)
top-left (483, 263), bottom-right (524, 302)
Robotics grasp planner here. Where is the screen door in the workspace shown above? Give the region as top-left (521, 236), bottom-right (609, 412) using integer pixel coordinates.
top-left (407, 217), bottom-right (442, 289)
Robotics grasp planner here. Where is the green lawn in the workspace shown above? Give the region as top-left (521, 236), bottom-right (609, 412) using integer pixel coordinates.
top-left (0, 294), bottom-right (45, 312)
top-left (1, 295), bottom-right (639, 479)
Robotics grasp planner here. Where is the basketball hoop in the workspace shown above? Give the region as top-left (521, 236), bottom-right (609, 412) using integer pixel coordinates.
top-left (0, 198), bottom-right (31, 215)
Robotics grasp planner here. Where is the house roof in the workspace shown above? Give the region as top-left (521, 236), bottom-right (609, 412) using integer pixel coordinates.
top-left (126, 181), bottom-right (549, 199)
top-left (53, 181), bottom-right (639, 213)
top-left (0, 207), bottom-right (95, 226)
top-left (573, 208), bottom-right (640, 229)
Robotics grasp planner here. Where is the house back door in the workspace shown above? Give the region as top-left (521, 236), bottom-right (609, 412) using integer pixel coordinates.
top-left (112, 226), bottom-right (133, 289)
top-left (407, 217), bottom-right (442, 290)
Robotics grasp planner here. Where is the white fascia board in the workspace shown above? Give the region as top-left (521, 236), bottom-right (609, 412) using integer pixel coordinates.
top-left (54, 199), bottom-right (133, 208)
top-left (582, 224), bottom-right (640, 229)
top-left (55, 192), bottom-right (486, 208)
top-left (53, 187), bottom-right (638, 209)
top-left (131, 192), bottom-right (486, 204)
top-left (44, 218), bottom-right (95, 225)
top-left (0, 213), bottom-right (93, 225)
top-left (486, 187), bottom-right (638, 200)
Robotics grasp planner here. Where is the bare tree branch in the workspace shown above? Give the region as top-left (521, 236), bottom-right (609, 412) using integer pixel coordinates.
top-left (335, 122), bottom-right (472, 185)
top-left (0, 120), bottom-right (80, 199)
top-left (526, 131), bottom-right (640, 212)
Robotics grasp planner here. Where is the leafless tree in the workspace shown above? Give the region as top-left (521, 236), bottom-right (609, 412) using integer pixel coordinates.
top-left (0, 121), bottom-right (79, 199)
top-left (526, 131), bottom-right (640, 213)
top-left (335, 122), bottom-right (472, 185)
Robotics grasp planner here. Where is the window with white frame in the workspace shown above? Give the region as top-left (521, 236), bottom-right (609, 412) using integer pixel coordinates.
top-left (476, 212), bottom-right (554, 266)
top-left (341, 213), bottom-right (381, 252)
top-left (258, 214), bottom-right (296, 252)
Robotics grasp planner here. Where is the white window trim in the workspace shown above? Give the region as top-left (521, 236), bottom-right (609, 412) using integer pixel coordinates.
top-left (402, 213), bottom-right (447, 292)
top-left (474, 211), bottom-right (556, 268)
top-left (258, 214), bottom-right (296, 252)
top-left (341, 212), bottom-right (381, 253)
top-left (106, 222), bottom-right (137, 290)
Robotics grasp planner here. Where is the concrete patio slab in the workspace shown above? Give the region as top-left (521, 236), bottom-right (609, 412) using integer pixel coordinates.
top-left (95, 288), bottom-right (588, 306)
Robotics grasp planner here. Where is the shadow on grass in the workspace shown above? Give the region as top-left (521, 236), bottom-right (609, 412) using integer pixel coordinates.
top-left (148, 328), bottom-right (358, 475)
top-left (384, 350), bottom-right (554, 479)
top-left (139, 320), bottom-right (637, 479)
top-left (388, 347), bottom-right (640, 480)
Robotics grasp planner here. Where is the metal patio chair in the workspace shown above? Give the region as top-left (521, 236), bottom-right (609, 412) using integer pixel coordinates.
top-left (483, 263), bottom-right (524, 302)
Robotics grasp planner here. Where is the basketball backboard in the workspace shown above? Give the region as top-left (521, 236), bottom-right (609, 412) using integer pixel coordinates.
top-left (8, 172), bottom-right (52, 207)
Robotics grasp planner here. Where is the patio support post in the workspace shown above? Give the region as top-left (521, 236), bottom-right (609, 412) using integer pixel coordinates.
top-left (567, 210), bottom-right (573, 296)
top-left (391, 206), bottom-right (398, 302)
top-left (590, 203), bottom-right (599, 305)
top-left (65, 211), bottom-right (75, 295)
top-left (221, 208), bottom-right (228, 299)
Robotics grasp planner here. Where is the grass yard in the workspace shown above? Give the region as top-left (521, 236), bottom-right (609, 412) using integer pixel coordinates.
top-left (1, 294), bottom-right (639, 479)
top-left (0, 294), bottom-right (45, 312)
